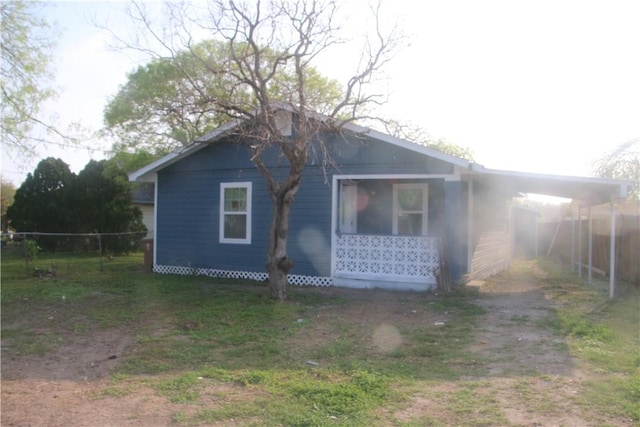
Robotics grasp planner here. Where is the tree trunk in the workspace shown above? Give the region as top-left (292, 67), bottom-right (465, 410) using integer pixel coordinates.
top-left (267, 188), bottom-right (295, 300)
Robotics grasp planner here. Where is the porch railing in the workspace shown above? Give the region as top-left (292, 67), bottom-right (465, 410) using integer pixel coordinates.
top-left (334, 234), bottom-right (440, 283)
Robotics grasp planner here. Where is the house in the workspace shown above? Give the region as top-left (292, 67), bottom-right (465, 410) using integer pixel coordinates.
top-left (131, 182), bottom-right (155, 239)
top-left (129, 110), bottom-right (634, 291)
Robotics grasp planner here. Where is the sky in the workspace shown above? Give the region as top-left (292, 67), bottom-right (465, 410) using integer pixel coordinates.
top-left (2, 0), bottom-right (639, 190)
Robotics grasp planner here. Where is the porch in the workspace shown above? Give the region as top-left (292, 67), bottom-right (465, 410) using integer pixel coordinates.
top-left (330, 175), bottom-right (452, 290)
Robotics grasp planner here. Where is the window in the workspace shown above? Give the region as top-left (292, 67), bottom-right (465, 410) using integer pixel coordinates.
top-left (220, 182), bottom-right (252, 244)
top-left (392, 183), bottom-right (428, 236)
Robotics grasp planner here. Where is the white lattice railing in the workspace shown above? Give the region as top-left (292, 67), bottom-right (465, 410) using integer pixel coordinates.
top-left (334, 234), bottom-right (440, 282)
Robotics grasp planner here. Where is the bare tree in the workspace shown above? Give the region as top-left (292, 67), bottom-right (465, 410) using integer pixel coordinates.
top-left (110, 0), bottom-right (402, 300)
top-left (593, 137), bottom-right (640, 202)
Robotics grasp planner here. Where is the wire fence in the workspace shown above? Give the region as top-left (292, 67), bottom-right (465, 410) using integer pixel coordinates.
top-left (1, 231), bottom-right (148, 276)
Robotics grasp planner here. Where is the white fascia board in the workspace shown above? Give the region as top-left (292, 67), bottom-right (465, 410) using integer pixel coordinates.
top-left (195, 117), bottom-right (244, 143)
top-left (128, 152), bottom-right (177, 182)
top-left (128, 142), bottom-right (207, 182)
top-left (129, 119), bottom-right (244, 183)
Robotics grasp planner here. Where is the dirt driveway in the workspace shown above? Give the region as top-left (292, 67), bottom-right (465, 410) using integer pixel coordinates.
top-left (1, 261), bottom-right (632, 426)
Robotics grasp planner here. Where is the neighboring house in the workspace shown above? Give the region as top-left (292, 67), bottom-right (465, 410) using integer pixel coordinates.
top-left (132, 182), bottom-right (155, 239)
top-left (129, 109), bottom-right (633, 291)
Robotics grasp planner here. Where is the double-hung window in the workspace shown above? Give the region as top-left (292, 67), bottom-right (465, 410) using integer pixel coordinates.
top-left (392, 183), bottom-right (428, 236)
top-left (219, 182), bottom-right (252, 244)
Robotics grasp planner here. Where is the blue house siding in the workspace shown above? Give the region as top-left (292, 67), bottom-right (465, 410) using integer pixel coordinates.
top-left (155, 143), bottom-right (336, 278)
top-left (287, 166), bottom-right (333, 276)
top-left (156, 142), bottom-right (268, 274)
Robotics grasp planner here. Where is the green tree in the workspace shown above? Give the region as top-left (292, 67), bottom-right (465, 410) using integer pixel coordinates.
top-left (0, 0), bottom-right (57, 156)
top-left (1, 177), bottom-right (17, 232)
top-left (107, 149), bottom-right (159, 175)
top-left (104, 40), bottom-right (343, 156)
top-left (7, 158), bottom-right (74, 250)
top-left (104, 56), bottom-right (219, 155)
top-left (108, 0), bottom-right (402, 300)
top-left (426, 139), bottom-right (475, 162)
top-left (382, 119), bottom-right (475, 161)
top-left (7, 158), bottom-right (146, 253)
top-left (593, 138), bottom-right (639, 201)
top-left (73, 160), bottom-right (146, 253)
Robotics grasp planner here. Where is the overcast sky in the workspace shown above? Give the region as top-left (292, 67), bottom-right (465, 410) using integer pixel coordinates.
top-left (2, 0), bottom-right (639, 188)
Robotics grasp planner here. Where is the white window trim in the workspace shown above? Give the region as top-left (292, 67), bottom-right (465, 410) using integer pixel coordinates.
top-left (392, 183), bottom-right (429, 236)
top-left (219, 182), bottom-right (252, 244)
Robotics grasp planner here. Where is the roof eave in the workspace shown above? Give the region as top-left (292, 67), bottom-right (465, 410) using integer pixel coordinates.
top-left (128, 142), bottom-right (207, 182)
top-left (129, 119), bottom-right (244, 183)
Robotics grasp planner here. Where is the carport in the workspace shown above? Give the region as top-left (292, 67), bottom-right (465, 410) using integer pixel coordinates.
top-left (467, 166), bottom-right (636, 298)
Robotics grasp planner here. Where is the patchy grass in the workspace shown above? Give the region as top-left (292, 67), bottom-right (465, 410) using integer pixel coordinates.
top-left (446, 382), bottom-right (507, 424)
top-left (1, 249), bottom-right (487, 425)
top-left (0, 328), bottom-right (62, 356)
top-left (538, 258), bottom-right (640, 423)
top-left (2, 249), bottom-right (638, 426)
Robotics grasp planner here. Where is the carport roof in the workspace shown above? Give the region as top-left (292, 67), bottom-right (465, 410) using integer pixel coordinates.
top-left (469, 167), bottom-right (636, 206)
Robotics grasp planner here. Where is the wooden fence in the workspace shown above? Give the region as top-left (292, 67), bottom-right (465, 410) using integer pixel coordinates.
top-left (469, 231), bottom-right (512, 281)
top-left (538, 214), bottom-right (640, 286)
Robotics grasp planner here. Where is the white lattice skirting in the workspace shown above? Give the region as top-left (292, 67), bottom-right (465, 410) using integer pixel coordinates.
top-left (334, 234), bottom-right (440, 283)
top-left (153, 264), bottom-right (334, 287)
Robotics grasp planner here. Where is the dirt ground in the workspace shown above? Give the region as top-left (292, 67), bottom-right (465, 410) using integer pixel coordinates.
top-left (1, 261), bottom-right (633, 426)
top-left (391, 262), bottom-right (621, 427)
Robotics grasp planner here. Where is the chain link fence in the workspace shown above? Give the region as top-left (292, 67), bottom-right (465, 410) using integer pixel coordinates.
top-left (1, 231), bottom-right (147, 276)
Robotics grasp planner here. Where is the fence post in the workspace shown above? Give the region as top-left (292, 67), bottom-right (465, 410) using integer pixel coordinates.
top-left (570, 208), bottom-right (575, 272)
top-left (23, 233), bottom-right (29, 276)
top-left (609, 201), bottom-right (616, 299)
top-left (97, 234), bottom-right (103, 271)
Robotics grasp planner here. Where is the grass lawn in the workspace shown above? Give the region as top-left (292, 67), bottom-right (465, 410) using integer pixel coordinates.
top-left (537, 258), bottom-right (640, 424)
top-left (1, 247), bottom-right (638, 426)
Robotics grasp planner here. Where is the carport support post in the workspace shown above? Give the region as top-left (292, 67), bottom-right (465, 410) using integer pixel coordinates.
top-left (609, 199), bottom-right (616, 299)
top-left (534, 214), bottom-right (539, 257)
top-left (577, 204), bottom-right (582, 277)
top-left (588, 203), bottom-right (593, 284)
top-left (466, 180), bottom-right (474, 275)
top-left (570, 208), bottom-right (575, 273)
